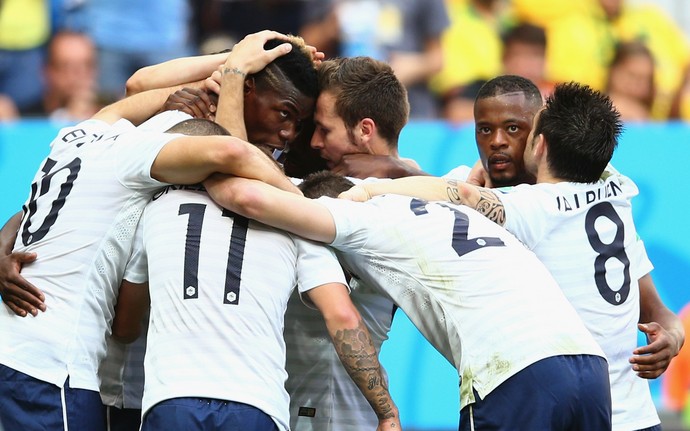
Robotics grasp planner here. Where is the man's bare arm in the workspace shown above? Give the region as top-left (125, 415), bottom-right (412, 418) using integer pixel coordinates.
top-left (340, 176), bottom-right (507, 225)
top-left (307, 283), bottom-right (401, 429)
top-left (152, 136), bottom-right (299, 193)
top-left (631, 273), bottom-right (685, 379)
top-left (111, 280), bottom-right (150, 344)
top-left (204, 175), bottom-right (335, 242)
top-left (332, 154), bottom-right (430, 179)
top-left (125, 52), bottom-right (230, 96)
top-left (92, 87), bottom-right (189, 126)
top-left (0, 212), bottom-right (44, 316)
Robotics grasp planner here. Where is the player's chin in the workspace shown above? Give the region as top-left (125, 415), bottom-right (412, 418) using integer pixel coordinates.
top-left (322, 157), bottom-right (336, 170)
top-left (490, 172), bottom-right (518, 187)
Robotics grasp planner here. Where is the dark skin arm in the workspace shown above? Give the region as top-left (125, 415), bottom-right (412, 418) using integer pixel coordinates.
top-left (332, 154), bottom-right (429, 179)
top-left (631, 273), bottom-right (685, 379)
top-left (159, 87), bottom-right (218, 121)
top-left (111, 280), bottom-right (150, 344)
top-left (0, 211), bottom-right (45, 316)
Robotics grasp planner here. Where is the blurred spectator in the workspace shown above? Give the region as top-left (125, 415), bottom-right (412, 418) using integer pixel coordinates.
top-left (528, 1), bottom-right (614, 92)
top-left (0, 95), bottom-right (18, 122)
top-left (663, 303), bottom-right (690, 428)
top-left (508, 0), bottom-right (689, 120)
top-left (607, 0), bottom-right (690, 120)
top-left (441, 79), bottom-right (486, 124)
top-left (194, 0), bottom-right (309, 50)
top-left (440, 20), bottom-right (554, 123)
top-left (501, 22), bottom-right (554, 99)
top-left (300, 0), bottom-right (450, 118)
top-left (670, 65), bottom-right (690, 121)
top-left (605, 41), bottom-right (655, 122)
top-left (52, 0), bottom-right (89, 32)
top-left (508, 0), bottom-right (587, 28)
top-left (84, 0), bottom-right (195, 101)
top-left (0, 0), bottom-right (49, 111)
top-left (430, 0), bottom-right (504, 107)
top-left (22, 31), bottom-right (102, 122)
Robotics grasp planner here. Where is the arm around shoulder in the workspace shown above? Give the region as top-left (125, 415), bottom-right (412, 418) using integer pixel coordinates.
top-left (151, 135), bottom-right (297, 193)
top-left (204, 175), bottom-right (337, 243)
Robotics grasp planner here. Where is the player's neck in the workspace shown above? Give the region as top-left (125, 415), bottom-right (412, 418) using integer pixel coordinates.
top-left (535, 169), bottom-right (561, 184)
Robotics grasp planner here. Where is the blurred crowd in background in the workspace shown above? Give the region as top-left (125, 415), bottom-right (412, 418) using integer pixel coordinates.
top-left (1, 0), bottom-right (690, 124)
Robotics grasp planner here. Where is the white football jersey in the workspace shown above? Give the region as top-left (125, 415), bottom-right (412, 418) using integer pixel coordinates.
top-left (285, 277), bottom-right (395, 431)
top-left (442, 164), bottom-right (471, 180)
top-left (318, 194), bottom-right (604, 409)
top-left (98, 111), bottom-right (186, 409)
top-left (0, 119), bottom-right (177, 391)
top-left (127, 186), bottom-right (347, 431)
top-left (498, 173), bottom-right (659, 430)
top-left (285, 174), bottom-right (395, 431)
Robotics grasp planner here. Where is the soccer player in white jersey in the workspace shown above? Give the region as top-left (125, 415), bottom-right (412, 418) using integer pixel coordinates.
top-left (159, 56), bottom-right (417, 431)
top-left (93, 33), bottom-right (327, 431)
top-left (0, 31), bottom-right (306, 430)
top-left (284, 56), bottom-right (419, 431)
top-left (346, 82), bottom-right (686, 431)
top-left (202, 169), bottom-right (612, 430)
top-left (111, 117), bottom-right (399, 431)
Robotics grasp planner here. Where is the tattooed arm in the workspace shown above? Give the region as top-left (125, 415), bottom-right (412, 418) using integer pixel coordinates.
top-left (307, 282), bottom-right (401, 430)
top-left (339, 176), bottom-right (507, 226)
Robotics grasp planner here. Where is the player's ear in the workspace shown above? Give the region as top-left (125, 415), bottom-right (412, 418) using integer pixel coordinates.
top-left (359, 118), bottom-right (375, 138)
top-left (244, 76), bottom-right (256, 96)
top-left (533, 133), bottom-right (544, 151)
top-left (354, 118), bottom-right (376, 153)
top-left (359, 118), bottom-right (377, 146)
top-left (533, 133), bottom-right (547, 160)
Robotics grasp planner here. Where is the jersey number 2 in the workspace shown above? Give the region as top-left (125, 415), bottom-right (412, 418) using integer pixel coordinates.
top-left (410, 198), bottom-right (505, 257)
top-left (178, 203), bottom-right (249, 305)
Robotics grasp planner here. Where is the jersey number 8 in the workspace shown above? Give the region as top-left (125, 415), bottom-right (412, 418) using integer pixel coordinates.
top-left (585, 201), bottom-right (631, 305)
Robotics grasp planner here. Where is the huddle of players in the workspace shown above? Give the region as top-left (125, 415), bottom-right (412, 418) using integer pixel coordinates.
top-left (0, 28), bottom-right (685, 431)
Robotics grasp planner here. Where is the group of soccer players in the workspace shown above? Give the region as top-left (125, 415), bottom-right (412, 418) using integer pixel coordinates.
top-left (0, 28), bottom-right (685, 431)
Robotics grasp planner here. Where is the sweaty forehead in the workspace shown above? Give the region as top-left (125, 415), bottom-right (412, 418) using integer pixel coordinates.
top-left (474, 93), bottom-right (539, 122)
top-left (268, 77), bottom-right (314, 108)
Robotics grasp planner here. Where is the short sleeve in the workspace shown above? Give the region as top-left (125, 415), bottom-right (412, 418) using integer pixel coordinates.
top-left (113, 128), bottom-right (181, 192)
top-left (123, 220), bottom-right (148, 284)
top-left (317, 196), bottom-right (373, 251)
top-left (629, 236), bottom-right (654, 280)
top-left (498, 185), bottom-right (552, 249)
top-left (294, 236), bottom-right (348, 309)
top-left (138, 111), bottom-right (193, 133)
